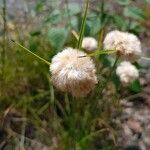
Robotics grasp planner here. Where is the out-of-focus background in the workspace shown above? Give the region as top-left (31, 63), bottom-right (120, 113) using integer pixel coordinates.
top-left (0, 0), bottom-right (150, 150)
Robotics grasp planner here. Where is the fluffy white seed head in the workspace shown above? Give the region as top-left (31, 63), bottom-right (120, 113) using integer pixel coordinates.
top-left (103, 30), bottom-right (142, 62)
top-left (82, 37), bottom-right (98, 52)
top-left (116, 61), bottom-right (139, 85)
top-left (50, 48), bottom-right (97, 97)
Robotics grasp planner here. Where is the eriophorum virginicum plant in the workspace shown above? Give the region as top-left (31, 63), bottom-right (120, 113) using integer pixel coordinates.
top-left (11, 0), bottom-right (150, 149)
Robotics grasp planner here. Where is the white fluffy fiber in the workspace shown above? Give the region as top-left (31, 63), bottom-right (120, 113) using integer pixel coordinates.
top-left (116, 61), bottom-right (139, 85)
top-left (82, 37), bottom-right (98, 52)
top-left (50, 48), bottom-right (97, 97)
top-left (103, 30), bottom-right (142, 62)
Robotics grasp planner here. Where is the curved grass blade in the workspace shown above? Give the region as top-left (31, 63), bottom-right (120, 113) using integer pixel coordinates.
top-left (77, 0), bottom-right (89, 49)
top-left (80, 128), bottom-right (107, 144)
top-left (11, 40), bottom-right (51, 65)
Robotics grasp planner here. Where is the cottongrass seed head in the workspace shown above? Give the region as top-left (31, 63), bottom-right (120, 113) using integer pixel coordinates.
top-left (82, 37), bottom-right (98, 52)
top-left (103, 30), bottom-right (142, 62)
top-left (116, 61), bottom-right (139, 86)
top-left (50, 47), bottom-right (97, 97)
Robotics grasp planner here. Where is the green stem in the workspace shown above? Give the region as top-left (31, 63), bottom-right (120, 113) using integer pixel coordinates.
top-left (78, 50), bottom-right (116, 58)
top-left (77, 0), bottom-right (89, 49)
top-left (99, 56), bottom-right (119, 95)
top-left (11, 40), bottom-right (51, 65)
top-left (98, 29), bottom-right (104, 50)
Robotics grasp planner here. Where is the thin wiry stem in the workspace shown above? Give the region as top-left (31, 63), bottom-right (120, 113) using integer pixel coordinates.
top-left (11, 40), bottom-right (51, 65)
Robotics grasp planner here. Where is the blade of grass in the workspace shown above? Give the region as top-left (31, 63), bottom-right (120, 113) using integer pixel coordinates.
top-left (38, 103), bottom-right (50, 115)
top-left (11, 40), bottom-right (51, 65)
top-left (77, 0), bottom-right (89, 49)
top-left (80, 128), bottom-right (107, 144)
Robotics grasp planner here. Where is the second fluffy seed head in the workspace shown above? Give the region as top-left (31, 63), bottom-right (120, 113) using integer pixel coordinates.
top-left (103, 30), bottom-right (142, 62)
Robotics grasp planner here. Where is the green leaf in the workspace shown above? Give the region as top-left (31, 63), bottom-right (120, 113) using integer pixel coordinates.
top-left (124, 6), bottom-right (145, 20)
top-left (133, 62), bottom-right (144, 69)
top-left (145, 0), bottom-right (150, 3)
top-left (87, 15), bottom-right (101, 35)
top-left (116, 0), bottom-right (130, 5)
top-left (100, 55), bottom-right (112, 67)
top-left (64, 3), bottom-right (81, 16)
top-left (127, 21), bottom-right (145, 34)
top-left (70, 17), bottom-right (79, 30)
top-left (48, 27), bottom-right (68, 50)
top-left (113, 15), bottom-right (125, 30)
top-left (46, 10), bottom-right (62, 24)
top-left (129, 80), bottom-right (142, 93)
